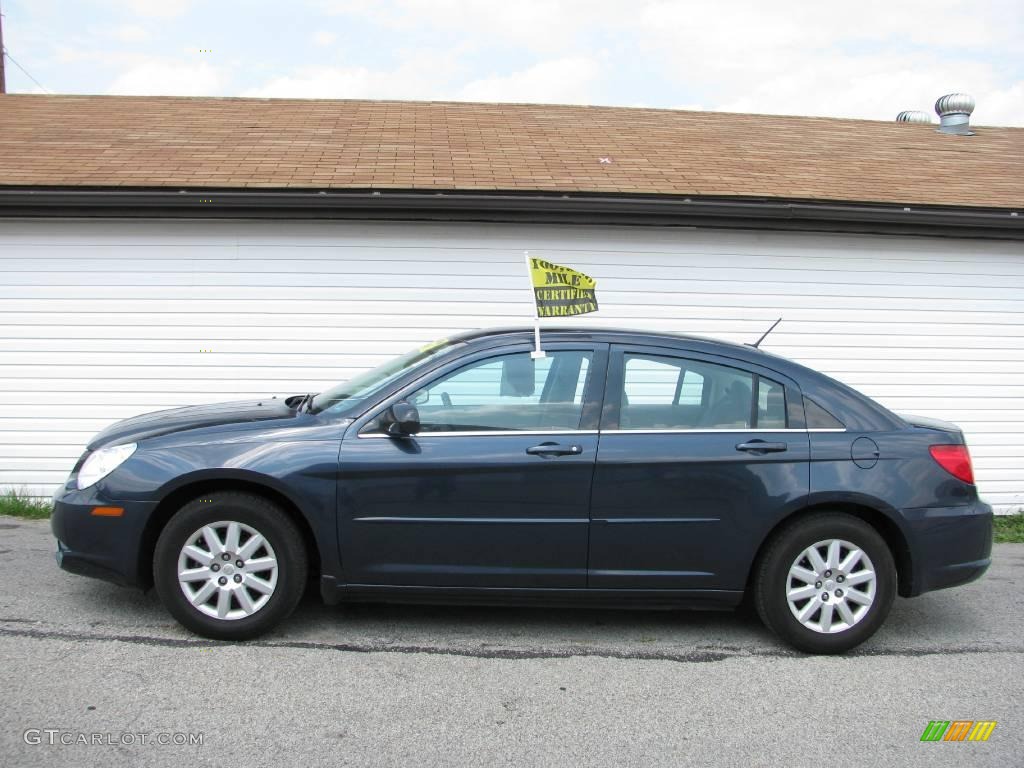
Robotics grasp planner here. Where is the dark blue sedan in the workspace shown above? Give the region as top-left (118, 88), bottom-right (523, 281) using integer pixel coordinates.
top-left (51, 327), bottom-right (992, 653)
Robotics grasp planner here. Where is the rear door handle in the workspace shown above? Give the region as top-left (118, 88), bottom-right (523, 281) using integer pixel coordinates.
top-left (526, 442), bottom-right (583, 457)
top-left (736, 440), bottom-right (788, 453)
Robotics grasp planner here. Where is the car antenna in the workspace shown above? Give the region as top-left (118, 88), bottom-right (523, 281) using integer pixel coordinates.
top-left (750, 317), bottom-right (782, 348)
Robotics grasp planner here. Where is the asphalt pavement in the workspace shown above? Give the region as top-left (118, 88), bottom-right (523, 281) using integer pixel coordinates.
top-left (1, 515), bottom-right (1022, 767)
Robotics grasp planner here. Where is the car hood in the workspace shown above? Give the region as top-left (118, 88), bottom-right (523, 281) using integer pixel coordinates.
top-left (86, 399), bottom-right (297, 450)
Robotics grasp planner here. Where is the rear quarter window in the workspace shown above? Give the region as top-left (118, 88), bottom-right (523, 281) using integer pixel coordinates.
top-left (804, 396), bottom-right (846, 429)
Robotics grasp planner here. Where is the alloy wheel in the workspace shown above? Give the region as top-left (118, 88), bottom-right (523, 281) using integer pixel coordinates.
top-left (785, 538), bottom-right (876, 634)
top-left (176, 520), bottom-right (279, 620)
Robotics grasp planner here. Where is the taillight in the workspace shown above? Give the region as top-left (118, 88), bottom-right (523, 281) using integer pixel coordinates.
top-left (929, 444), bottom-right (974, 484)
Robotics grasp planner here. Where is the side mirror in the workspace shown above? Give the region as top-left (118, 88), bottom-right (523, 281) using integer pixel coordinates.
top-left (387, 401), bottom-right (421, 437)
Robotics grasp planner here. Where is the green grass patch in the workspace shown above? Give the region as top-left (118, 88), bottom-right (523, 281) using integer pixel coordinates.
top-left (993, 514), bottom-right (1024, 543)
top-left (0, 490), bottom-right (53, 520)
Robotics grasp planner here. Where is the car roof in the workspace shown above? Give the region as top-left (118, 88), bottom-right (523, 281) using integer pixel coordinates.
top-left (452, 325), bottom-right (748, 346)
top-left (449, 324), bottom-right (808, 384)
top-left (446, 325), bottom-right (904, 432)
top-left (450, 325), bottom-right (769, 362)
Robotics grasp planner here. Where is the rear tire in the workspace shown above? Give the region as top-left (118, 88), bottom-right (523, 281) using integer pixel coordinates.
top-left (754, 512), bottom-right (896, 654)
top-left (153, 491), bottom-right (308, 640)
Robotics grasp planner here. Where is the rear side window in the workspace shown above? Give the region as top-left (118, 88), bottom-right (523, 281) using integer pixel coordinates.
top-left (804, 396), bottom-right (845, 429)
top-left (620, 357), bottom-right (685, 405)
top-left (757, 377), bottom-right (787, 429)
top-left (621, 354), bottom-right (755, 429)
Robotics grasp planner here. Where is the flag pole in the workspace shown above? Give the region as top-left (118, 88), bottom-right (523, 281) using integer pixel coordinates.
top-left (524, 250), bottom-right (545, 359)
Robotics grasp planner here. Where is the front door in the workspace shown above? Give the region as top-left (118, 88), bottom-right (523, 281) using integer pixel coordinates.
top-left (588, 345), bottom-right (810, 591)
top-left (337, 343), bottom-right (608, 588)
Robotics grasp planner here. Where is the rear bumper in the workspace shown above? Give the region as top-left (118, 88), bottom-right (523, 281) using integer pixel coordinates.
top-left (51, 486), bottom-right (156, 588)
top-left (902, 499), bottom-right (993, 597)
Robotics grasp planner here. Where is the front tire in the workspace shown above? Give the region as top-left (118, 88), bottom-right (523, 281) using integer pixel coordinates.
top-left (153, 492), bottom-right (308, 640)
top-left (754, 513), bottom-right (896, 654)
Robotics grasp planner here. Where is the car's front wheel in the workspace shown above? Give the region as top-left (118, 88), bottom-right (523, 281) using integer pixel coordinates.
top-left (754, 513), bottom-right (896, 654)
top-left (153, 492), bottom-right (308, 640)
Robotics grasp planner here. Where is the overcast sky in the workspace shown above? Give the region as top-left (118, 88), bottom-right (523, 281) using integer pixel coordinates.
top-left (3, 0), bottom-right (1022, 126)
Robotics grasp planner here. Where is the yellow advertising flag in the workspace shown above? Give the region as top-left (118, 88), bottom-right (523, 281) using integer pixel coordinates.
top-left (527, 257), bottom-right (599, 318)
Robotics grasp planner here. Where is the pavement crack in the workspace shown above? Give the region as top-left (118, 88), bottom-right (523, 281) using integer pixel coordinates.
top-left (1, 624), bottom-right (1023, 663)
top-left (0, 625), bottom-right (739, 662)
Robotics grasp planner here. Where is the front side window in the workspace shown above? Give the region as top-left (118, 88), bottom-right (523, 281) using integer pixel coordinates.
top-left (678, 369), bottom-right (705, 406)
top-left (374, 350), bottom-right (593, 433)
top-left (620, 354), bottom-right (786, 430)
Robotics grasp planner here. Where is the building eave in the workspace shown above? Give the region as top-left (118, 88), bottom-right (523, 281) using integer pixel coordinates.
top-left (0, 187), bottom-right (1021, 240)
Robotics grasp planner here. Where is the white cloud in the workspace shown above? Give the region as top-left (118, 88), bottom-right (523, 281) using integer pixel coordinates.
top-left (113, 0), bottom-right (193, 17)
top-left (244, 63), bottom-right (439, 100)
top-left (639, 0), bottom-right (1018, 56)
top-left (107, 61), bottom-right (226, 96)
top-left (308, 0), bottom-right (1022, 124)
top-left (713, 56), bottom-right (992, 120)
top-left (458, 57), bottom-right (601, 104)
top-left (28, 0), bottom-right (1023, 125)
top-left (319, 0), bottom-right (637, 52)
top-left (242, 53), bottom-right (600, 106)
top-left (977, 82), bottom-right (1024, 126)
top-left (242, 46), bottom-right (464, 100)
top-left (637, 0), bottom-right (1024, 125)
top-left (107, 24), bottom-right (151, 42)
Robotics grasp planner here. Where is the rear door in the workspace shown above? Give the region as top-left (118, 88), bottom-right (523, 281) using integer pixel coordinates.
top-left (588, 345), bottom-right (809, 591)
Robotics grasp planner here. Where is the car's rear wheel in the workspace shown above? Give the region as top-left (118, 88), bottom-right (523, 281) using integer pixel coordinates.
top-left (754, 513), bottom-right (896, 654)
top-left (153, 492), bottom-right (307, 640)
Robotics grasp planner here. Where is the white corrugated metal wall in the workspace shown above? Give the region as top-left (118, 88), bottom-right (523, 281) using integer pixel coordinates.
top-left (0, 219), bottom-right (1020, 513)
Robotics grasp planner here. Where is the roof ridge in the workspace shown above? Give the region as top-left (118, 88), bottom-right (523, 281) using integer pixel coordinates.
top-left (1, 93), bottom-right (1021, 130)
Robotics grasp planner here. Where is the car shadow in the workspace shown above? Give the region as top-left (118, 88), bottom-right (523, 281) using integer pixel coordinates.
top-left (271, 588), bottom-right (781, 652)
top-left (59, 569), bottom-right (1002, 656)
top-left (64, 577), bottom-right (758, 635)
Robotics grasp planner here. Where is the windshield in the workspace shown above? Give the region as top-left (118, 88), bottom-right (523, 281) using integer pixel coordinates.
top-left (310, 337), bottom-right (464, 415)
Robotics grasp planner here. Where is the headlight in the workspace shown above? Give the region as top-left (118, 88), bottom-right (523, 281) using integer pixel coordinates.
top-left (77, 443), bottom-right (137, 490)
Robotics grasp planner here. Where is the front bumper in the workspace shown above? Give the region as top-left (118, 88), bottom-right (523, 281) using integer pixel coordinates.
top-left (902, 499), bottom-right (993, 596)
top-left (51, 485), bottom-right (157, 588)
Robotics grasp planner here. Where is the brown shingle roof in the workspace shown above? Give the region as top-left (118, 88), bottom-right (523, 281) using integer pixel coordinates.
top-left (1, 94), bottom-right (1021, 208)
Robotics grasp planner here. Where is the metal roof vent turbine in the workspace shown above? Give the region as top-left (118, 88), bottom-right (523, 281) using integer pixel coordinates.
top-left (895, 110), bottom-right (933, 124)
top-left (935, 93), bottom-right (975, 135)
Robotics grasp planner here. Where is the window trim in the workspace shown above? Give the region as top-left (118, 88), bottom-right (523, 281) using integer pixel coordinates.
top-left (601, 427), bottom-right (844, 434)
top-left (359, 429), bottom-right (602, 439)
top-left (352, 342), bottom-right (610, 439)
top-left (357, 426), bottom-right (846, 438)
top-left (750, 373), bottom-right (761, 428)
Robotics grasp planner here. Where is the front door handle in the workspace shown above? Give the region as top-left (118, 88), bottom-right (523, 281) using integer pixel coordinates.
top-left (526, 442), bottom-right (583, 457)
top-left (736, 440), bottom-right (788, 454)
